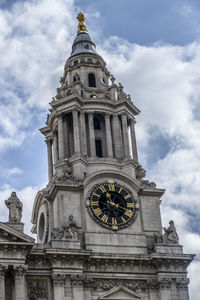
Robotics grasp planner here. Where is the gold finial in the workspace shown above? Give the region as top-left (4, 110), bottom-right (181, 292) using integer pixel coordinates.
top-left (77, 12), bottom-right (88, 33)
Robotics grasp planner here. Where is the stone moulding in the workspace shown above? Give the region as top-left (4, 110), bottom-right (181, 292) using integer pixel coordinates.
top-left (84, 171), bottom-right (140, 192)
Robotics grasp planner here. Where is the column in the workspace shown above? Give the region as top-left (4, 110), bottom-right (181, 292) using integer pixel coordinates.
top-left (53, 131), bottom-right (58, 164)
top-left (104, 114), bottom-right (113, 158)
top-left (72, 110), bottom-right (81, 154)
top-left (58, 114), bottom-right (65, 159)
top-left (130, 119), bottom-right (138, 162)
top-left (64, 115), bottom-right (70, 158)
top-left (79, 112), bottom-right (87, 156)
top-left (112, 114), bottom-right (122, 159)
top-left (0, 265), bottom-right (6, 300)
top-left (46, 139), bottom-right (53, 182)
top-left (15, 266), bottom-right (26, 300)
top-left (52, 273), bottom-right (65, 299)
top-left (121, 114), bottom-right (130, 159)
top-left (88, 113), bottom-right (96, 157)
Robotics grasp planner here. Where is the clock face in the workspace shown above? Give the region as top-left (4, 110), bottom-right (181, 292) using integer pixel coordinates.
top-left (86, 182), bottom-right (139, 230)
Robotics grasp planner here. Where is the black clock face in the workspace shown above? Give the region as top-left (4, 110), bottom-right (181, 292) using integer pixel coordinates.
top-left (87, 182), bottom-right (139, 230)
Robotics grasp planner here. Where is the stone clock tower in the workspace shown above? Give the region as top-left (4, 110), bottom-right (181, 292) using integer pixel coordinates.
top-left (0, 12), bottom-right (194, 300)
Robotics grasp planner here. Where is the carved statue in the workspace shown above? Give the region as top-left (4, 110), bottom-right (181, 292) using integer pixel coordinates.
top-left (163, 220), bottom-right (179, 244)
top-left (51, 215), bottom-right (79, 241)
top-left (5, 192), bottom-right (23, 223)
top-left (64, 215), bottom-right (79, 240)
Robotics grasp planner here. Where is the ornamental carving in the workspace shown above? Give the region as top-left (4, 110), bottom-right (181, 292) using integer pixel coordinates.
top-left (52, 273), bottom-right (66, 285)
top-left (135, 165), bottom-right (146, 181)
top-left (176, 278), bottom-right (189, 290)
top-left (84, 173), bottom-right (139, 193)
top-left (5, 192), bottom-right (23, 223)
top-left (71, 274), bottom-right (85, 286)
top-left (27, 280), bottom-right (47, 300)
top-left (158, 278), bottom-right (172, 289)
top-left (148, 279), bottom-right (159, 290)
top-left (141, 180), bottom-right (156, 188)
top-left (0, 265), bottom-right (7, 276)
top-left (14, 265), bottom-right (27, 278)
top-left (84, 278), bottom-right (147, 292)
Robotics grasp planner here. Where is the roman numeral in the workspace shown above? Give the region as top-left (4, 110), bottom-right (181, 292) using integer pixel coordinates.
top-left (101, 214), bottom-right (108, 223)
top-left (127, 203), bottom-right (134, 208)
top-left (121, 217), bottom-right (126, 223)
top-left (91, 201), bottom-right (99, 206)
top-left (124, 210), bottom-right (133, 218)
top-left (118, 187), bottom-right (123, 193)
top-left (108, 183), bottom-right (115, 191)
top-left (112, 217), bottom-right (117, 225)
top-left (124, 194), bottom-right (131, 200)
top-left (93, 208), bottom-right (102, 216)
top-left (92, 193), bottom-right (100, 198)
top-left (99, 185), bottom-right (107, 193)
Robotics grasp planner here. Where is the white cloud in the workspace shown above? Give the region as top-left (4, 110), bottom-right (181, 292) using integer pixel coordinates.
top-left (0, 0), bottom-right (76, 150)
top-left (181, 4), bottom-right (193, 16)
top-left (6, 167), bottom-right (22, 177)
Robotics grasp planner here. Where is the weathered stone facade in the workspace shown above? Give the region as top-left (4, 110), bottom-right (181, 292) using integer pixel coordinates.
top-left (0, 13), bottom-right (194, 300)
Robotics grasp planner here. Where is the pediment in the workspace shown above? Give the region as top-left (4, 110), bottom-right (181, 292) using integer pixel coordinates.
top-left (0, 222), bottom-right (35, 244)
top-left (98, 286), bottom-right (142, 300)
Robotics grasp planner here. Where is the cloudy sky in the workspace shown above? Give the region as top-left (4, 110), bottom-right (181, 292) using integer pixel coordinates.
top-left (0, 0), bottom-right (200, 297)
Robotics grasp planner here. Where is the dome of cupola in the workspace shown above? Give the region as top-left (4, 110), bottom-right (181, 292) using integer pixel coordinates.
top-left (70, 32), bottom-right (98, 58)
top-left (68, 12), bottom-right (102, 60)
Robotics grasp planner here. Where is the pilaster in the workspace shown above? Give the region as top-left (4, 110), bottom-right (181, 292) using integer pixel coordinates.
top-left (176, 278), bottom-right (190, 300)
top-left (0, 265), bottom-right (6, 300)
top-left (71, 274), bottom-right (84, 300)
top-left (158, 278), bottom-right (172, 300)
top-left (14, 265), bottom-right (27, 300)
top-left (52, 273), bottom-right (66, 300)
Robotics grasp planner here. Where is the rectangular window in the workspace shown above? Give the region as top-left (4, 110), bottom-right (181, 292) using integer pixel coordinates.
top-left (95, 139), bottom-right (103, 158)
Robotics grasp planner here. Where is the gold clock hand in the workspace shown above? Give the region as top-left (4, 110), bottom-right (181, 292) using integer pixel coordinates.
top-left (105, 192), bottom-right (132, 212)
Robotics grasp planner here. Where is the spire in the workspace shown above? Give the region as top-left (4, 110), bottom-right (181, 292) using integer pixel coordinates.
top-left (77, 12), bottom-right (88, 33)
top-left (68, 12), bottom-right (101, 59)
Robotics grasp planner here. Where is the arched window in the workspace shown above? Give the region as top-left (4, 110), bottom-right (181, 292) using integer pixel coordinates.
top-left (88, 73), bottom-right (96, 87)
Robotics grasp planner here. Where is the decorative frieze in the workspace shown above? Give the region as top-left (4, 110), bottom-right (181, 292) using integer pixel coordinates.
top-left (83, 278), bottom-right (147, 292)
